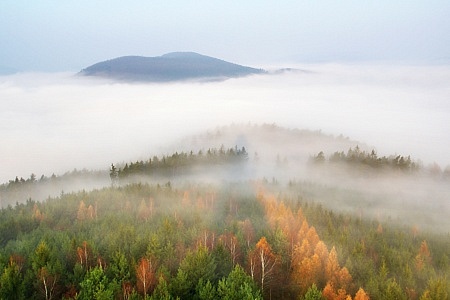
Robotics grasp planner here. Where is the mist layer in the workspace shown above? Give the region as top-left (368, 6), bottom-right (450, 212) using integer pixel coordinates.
top-left (0, 64), bottom-right (449, 183)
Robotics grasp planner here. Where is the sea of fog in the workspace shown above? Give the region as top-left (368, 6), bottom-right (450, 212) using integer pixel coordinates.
top-left (1, 63), bottom-right (449, 183)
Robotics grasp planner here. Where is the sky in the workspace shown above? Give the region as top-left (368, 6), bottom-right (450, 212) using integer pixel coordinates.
top-left (1, 1), bottom-right (450, 184)
top-left (1, 1), bottom-right (450, 72)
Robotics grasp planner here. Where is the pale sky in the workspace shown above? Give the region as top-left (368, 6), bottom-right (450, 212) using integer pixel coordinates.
top-left (1, 1), bottom-right (450, 72)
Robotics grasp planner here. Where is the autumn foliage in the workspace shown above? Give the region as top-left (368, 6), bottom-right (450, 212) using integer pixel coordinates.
top-left (135, 257), bottom-right (156, 297)
top-left (0, 180), bottom-right (447, 299)
top-left (247, 237), bottom-right (281, 297)
top-left (257, 189), bottom-right (360, 299)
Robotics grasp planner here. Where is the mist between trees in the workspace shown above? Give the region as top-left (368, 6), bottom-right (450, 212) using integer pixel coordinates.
top-left (0, 124), bottom-right (449, 299)
top-left (0, 180), bottom-right (448, 299)
top-left (2, 124), bottom-right (449, 234)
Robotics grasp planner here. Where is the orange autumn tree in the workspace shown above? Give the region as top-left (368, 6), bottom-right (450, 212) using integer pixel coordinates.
top-left (77, 200), bottom-right (96, 221)
top-left (354, 287), bottom-right (370, 300)
top-left (247, 237), bottom-right (281, 298)
top-left (322, 282), bottom-right (338, 300)
top-left (76, 241), bottom-right (91, 269)
top-left (77, 201), bottom-right (87, 222)
top-left (256, 187), bottom-right (360, 299)
top-left (321, 247), bottom-right (353, 299)
top-left (415, 240), bottom-right (431, 271)
top-left (258, 193), bottom-right (305, 258)
top-left (325, 247), bottom-right (341, 287)
top-left (293, 252), bottom-right (323, 295)
top-left (135, 257), bottom-right (156, 298)
top-left (291, 228), bottom-right (328, 295)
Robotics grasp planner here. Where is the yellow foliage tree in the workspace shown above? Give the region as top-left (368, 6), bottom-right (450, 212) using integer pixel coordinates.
top-left (326, 247), bottom-right (341, 287)
top-left (77, 200), bottom-right (87, 221)
top-left (354, 287), bottom-right (370, 300)
top-left (415, 240), bottom-right (432, 271)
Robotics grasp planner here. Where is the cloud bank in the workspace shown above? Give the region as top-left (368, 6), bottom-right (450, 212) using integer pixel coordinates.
top-left (0, 64), bottom-right (449, 183)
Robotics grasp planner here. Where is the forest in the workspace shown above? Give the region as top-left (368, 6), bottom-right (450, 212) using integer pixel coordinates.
top-left (0, 125), bottom-right (449, 299)
top-left (0, 179), bottom-right (448, 299)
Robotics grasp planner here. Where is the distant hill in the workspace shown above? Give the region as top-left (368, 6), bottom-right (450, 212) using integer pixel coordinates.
top-left (79, 52), bottom-right (266, 82)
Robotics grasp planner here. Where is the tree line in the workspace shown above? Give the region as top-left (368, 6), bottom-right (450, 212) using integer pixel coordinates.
top-left (111, 146), bottom-right (249, 182)
top-left (309, 146), bottom-right (450, 177)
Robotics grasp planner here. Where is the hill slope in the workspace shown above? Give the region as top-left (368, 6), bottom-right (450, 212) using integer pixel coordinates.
top-left (79, 52), bottom-right (266, 82)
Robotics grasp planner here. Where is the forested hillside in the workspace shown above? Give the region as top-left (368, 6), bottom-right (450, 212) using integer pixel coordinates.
top-left (0, 125), bottom-right (449, 299)
top-left (0, 179), bottom-right (448, 299)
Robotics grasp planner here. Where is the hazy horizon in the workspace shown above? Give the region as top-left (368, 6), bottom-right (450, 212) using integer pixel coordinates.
top-left (1, 63), bottom-right (449, 183)
top-left (1, 1), bottom-right (450, 73)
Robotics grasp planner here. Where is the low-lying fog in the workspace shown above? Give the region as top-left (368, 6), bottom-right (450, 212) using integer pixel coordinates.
top-left (1, 63), bottom-right (449, 183)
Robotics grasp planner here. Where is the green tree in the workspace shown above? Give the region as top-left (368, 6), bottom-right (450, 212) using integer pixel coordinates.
top-left (217, 265), bottom-right (262, 300)
top-left (170, 269), bottom-right (190, 299)
top-left (304, 284), bottom-right (325, 300)
top-left (106, 251), bottom-right (131, 299)
top-left (78, 266), bottom-right (113, 300)
top-left (211, 243), bottom-right (233, 280)
top-left (171, 246), bottom-right (216, 299)
top-left (197, 279), bottom-right (217, 300)
top-left (0, 260), bottom-right (25, 299)
top-left (420, 277), bottom-right (449, 300)
top-left (384, 279), bottom-right (406, 300)
top-left (109, 164), bottom-right (119, 186)
top-left (150, 274), bottom-right (174, 300)
top-left (30, 240), bottom-right (62, 300)
top-left (107, 250), bottom-right (130, 283)
top-left (31, 241), bottom-right (51, 271)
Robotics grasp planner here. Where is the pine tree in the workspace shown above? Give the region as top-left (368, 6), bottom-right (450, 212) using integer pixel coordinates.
top-left (304, 284), bottom-right (325, 300)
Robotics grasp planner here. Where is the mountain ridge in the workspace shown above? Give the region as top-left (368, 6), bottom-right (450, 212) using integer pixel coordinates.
top-left (79, 52), bottom-right (266, 82)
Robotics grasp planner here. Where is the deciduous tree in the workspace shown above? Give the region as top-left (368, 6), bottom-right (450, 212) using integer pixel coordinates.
top-left (37, 266), bottom-right (58, 300)
top-left (416, 240), bottom-right (432, 271)
top-left (248, 237), bottom-right (281, 297)
top-left (136, 257), bottom-right (156, 298)
top-left (76, 241), bottom-right (91, 269)
top-left (219, 232), bottom-right (241, 266)
top-left (354, 287), bottom-right (370, 300)
top-left (325, 247), bottom-right (341, 287)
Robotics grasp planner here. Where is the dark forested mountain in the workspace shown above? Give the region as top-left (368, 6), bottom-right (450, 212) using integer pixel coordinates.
top-left (79, 52), bottom-right (266, 82)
